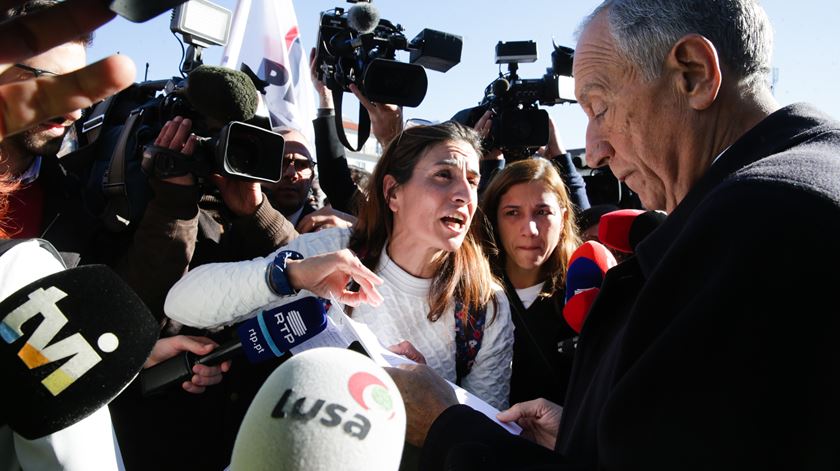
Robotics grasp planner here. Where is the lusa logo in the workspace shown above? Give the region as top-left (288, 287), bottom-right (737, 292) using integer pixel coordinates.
top-left (272, 388), bottom-right (373, 440)
top-left (1, 286), bottom-right (117, 396)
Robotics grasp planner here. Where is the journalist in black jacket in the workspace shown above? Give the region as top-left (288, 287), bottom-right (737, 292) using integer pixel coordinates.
top-left (479, 159), bottom-right (582, 406)
top-left (386, 1), bottom-right (840, 469)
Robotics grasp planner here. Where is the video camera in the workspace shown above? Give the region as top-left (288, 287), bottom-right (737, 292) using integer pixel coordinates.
top-left (61, 0), bottom-right (285, 233)
top-left (313, 0), bottom-right (463, 150)
top-left (452, 40), bottom-right (575, 161)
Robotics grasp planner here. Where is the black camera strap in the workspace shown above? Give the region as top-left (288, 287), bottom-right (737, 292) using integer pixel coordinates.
top-left (332, 88), bottom-right (372, 152)
top-left (101, 108), bottom-right (144, 233)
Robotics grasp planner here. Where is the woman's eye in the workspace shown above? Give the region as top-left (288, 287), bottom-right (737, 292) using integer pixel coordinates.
top-left (504, 210), bottom-right (518, 217)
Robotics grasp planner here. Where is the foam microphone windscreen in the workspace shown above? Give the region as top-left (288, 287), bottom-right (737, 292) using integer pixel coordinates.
top-left (186, 65), bottom-right (259, 123)
top-left (599, 209), bottom-right (667, 253)
top-left (231, 348), bottom-right (406, 471)
top-left (565, 241), bottom-right (617, 304)
top-left (347, 2), bottom-right (380, 34)
top-left (0, 265), bottom-right (159, 439)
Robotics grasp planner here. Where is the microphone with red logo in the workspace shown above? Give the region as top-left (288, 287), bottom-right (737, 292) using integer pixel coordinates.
top-left (598, 209), bottom-right (667, 254)
top-left (563, 241), bottom-right (617, 333)
top-left (0, 265), bottom-right (159, 439)
top-left (230, 347), bottom-right (406, 471)
top-left (139, 296), bottom-right (328, 395)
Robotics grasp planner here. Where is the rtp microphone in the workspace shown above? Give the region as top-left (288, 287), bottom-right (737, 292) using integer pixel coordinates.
top-left (598, 209), bottom-right (667, 254)
top-left (563, 241), bottom-right (617, 333)
top-left (230, 347), bottom-right (406, 471)
top-left (139, 296), bottom-right (328, 395)
top-left (0, 265), bottom-right (159, 439)
top-left (186, 65), bottom-right (259, 123)
top-left (347, 2), bottom-right (381, 34)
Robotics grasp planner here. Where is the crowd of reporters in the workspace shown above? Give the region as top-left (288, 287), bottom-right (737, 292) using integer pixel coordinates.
top-left (3, 0), bottom-right (840, 470)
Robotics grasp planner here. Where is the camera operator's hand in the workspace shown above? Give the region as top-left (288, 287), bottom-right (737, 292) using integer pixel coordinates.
top-left (285, 249), bottom-right (384, 308)
top-left (296, 205), bottom-right (357, 233)
top-left (154, 116), bottom-right (198, 187)
top-left (0, 0), bottom-right (135, 143)
top-left (309, 47), bottom-right (334, 109)
top-left (536, 116), bottom-right (567, 159)
top-left (211, 175), bottom-right (264, 217)
top-left (474, 109), bottom-right (503, 161)
top-left (349, 83), bottom-right (402, 147)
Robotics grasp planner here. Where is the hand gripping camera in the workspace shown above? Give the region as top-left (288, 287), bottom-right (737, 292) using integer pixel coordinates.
top-left (453, 40), bottom-right (576, 161)
top-left (313, 0), bottom-right (463, 150)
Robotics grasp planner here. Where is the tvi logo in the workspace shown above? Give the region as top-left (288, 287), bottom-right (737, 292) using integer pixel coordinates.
top-left (1, 286), bottom-right (118, 396)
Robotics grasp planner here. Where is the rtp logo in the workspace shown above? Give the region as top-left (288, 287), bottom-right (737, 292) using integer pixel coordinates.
top-left (1, 286), bottom-right (118, 396)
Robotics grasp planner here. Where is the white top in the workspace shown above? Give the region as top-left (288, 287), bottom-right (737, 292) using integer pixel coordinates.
top-left (0, 240), bottom-right (122, 471)
top-left (166, 227), bottom-right (513, 408)
top-left (515, 283), bottom-right (544, 310)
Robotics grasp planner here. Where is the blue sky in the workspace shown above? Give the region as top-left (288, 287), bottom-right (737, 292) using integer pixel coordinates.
top-left (88, 0), bottom-right (840, 149)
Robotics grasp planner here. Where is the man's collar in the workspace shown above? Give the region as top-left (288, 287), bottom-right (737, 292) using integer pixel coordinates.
top-left (635, 103), bottom-right (837, 277)
top-left (18, 155), bottom-right (42, 184)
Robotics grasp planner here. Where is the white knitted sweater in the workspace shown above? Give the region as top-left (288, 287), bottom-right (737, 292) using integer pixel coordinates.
top-left (165, 227), bottom-right (513, 408)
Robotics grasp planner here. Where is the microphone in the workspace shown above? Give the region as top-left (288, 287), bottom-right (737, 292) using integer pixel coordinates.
top-left (563, 241), bottom-right (617, 333)
top-left (230, 347), bottom-right (405, 471)
top-left (598, 209), bottom-right (667, 254)
top-left (347, 2), bottom-right (381, 34)
top-left (186, 65), bottom-right (259, 123)
top-left (0, 265), bottom-right (159, 439)
top-left (139, 296), bottom-right (328, 395)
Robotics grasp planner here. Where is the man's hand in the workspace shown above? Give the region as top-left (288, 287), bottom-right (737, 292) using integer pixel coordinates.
top-left (0, 0), bottom-right (135, 142)
top-left (349, 83), bottom-right (402, 146)
top-left (285, 249), bottom-right (384, 307)
top-left (309, 47), bottom-right (333, 109)
top-left (296, 206), bottom-right (357, 233)
top-left (153, 116), bottom-right (198, 187)
top-left (144, 335), bottom-right (231, 394)
top-left (385, 364), bottom-right (458, 447)
top-left (535, 116), bottom-right (566, 159)
top-left (496, 398), bottom-right (563, 450)
top-left (211, 175), bottom-right (264, 217)
top-left (474, 109), bottom-right (503, 160)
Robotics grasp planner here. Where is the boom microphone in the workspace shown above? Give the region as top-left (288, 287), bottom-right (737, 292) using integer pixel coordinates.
top-left (230, 348), bottom-right (406, 471)
top-left (140, 296), bottom-right (328, 395)
top-left (347, 2), bottom-right (381, 34)
top-left (563, 241), bottom-right (617, 333)
top-left (186, 65), bottom-right (259, 123)
top-left (0, 265), bottom-right (159, 439)
top-left (598, 209), bottom-right (667, 254)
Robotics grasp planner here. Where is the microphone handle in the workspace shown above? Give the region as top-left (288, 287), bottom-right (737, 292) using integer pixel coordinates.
top-left (140, 339), bottom-right (244, 396)
top-left (194, 339), bottom-right (243, 366)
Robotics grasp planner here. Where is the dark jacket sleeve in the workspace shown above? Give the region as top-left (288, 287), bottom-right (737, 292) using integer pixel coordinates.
top-left (551, 152), bottom-right (590, 213)
top-left (114, 179), bottom-right (201, 321)
top-left (313, 112), bottom-right (361, 214)
top-left (218, 195), bottom-right (298, 260)
top-left (421, 405), bottom-right (570, 471)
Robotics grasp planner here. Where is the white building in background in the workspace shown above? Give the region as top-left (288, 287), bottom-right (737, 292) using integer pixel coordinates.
top-left (340, 120), bottom-right (382, 172)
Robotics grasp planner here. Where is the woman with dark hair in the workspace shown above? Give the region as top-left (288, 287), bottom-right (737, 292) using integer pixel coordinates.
top-left (479, 158), bottom-right (582, 405)
top-left (166, 121), bottom-right (513, 408)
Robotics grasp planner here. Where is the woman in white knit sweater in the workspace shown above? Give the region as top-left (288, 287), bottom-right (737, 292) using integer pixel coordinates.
top-left (166, 122), bottom-right (513, 409)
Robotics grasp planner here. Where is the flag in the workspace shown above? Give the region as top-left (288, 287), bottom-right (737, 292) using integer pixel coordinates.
top-left (222, 0), bottom-right (317, 143)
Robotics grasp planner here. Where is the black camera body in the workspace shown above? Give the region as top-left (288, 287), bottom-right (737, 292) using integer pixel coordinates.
top-left (314, 2), bottom-right (462, 107)
top-left (62, 66), bottom-right (284, 232)
top-left (452, 40), bottom-right (575, 161)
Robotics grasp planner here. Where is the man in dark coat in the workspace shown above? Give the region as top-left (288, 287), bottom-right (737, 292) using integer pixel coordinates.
top-left (386, 1), bottom-right (840, 469)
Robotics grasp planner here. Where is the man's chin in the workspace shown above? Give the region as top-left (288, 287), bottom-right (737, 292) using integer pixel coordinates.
top-left (22, 129), bottom-right (65, 157)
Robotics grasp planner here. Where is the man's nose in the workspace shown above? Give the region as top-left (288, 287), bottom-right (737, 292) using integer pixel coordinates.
top-left (585, 123), bottom-right (614, 169)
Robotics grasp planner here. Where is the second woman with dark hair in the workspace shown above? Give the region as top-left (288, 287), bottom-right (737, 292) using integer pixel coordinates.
top-left (166, 122), bottom-right (513, 409)
top-left (480, 158), bottom-right (582, 405)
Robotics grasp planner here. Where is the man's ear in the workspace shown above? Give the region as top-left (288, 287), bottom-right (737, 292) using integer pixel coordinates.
top-left (383, 174), bottom-right (400, 213)
top-left (666, 34), bottom-right (722, 111)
